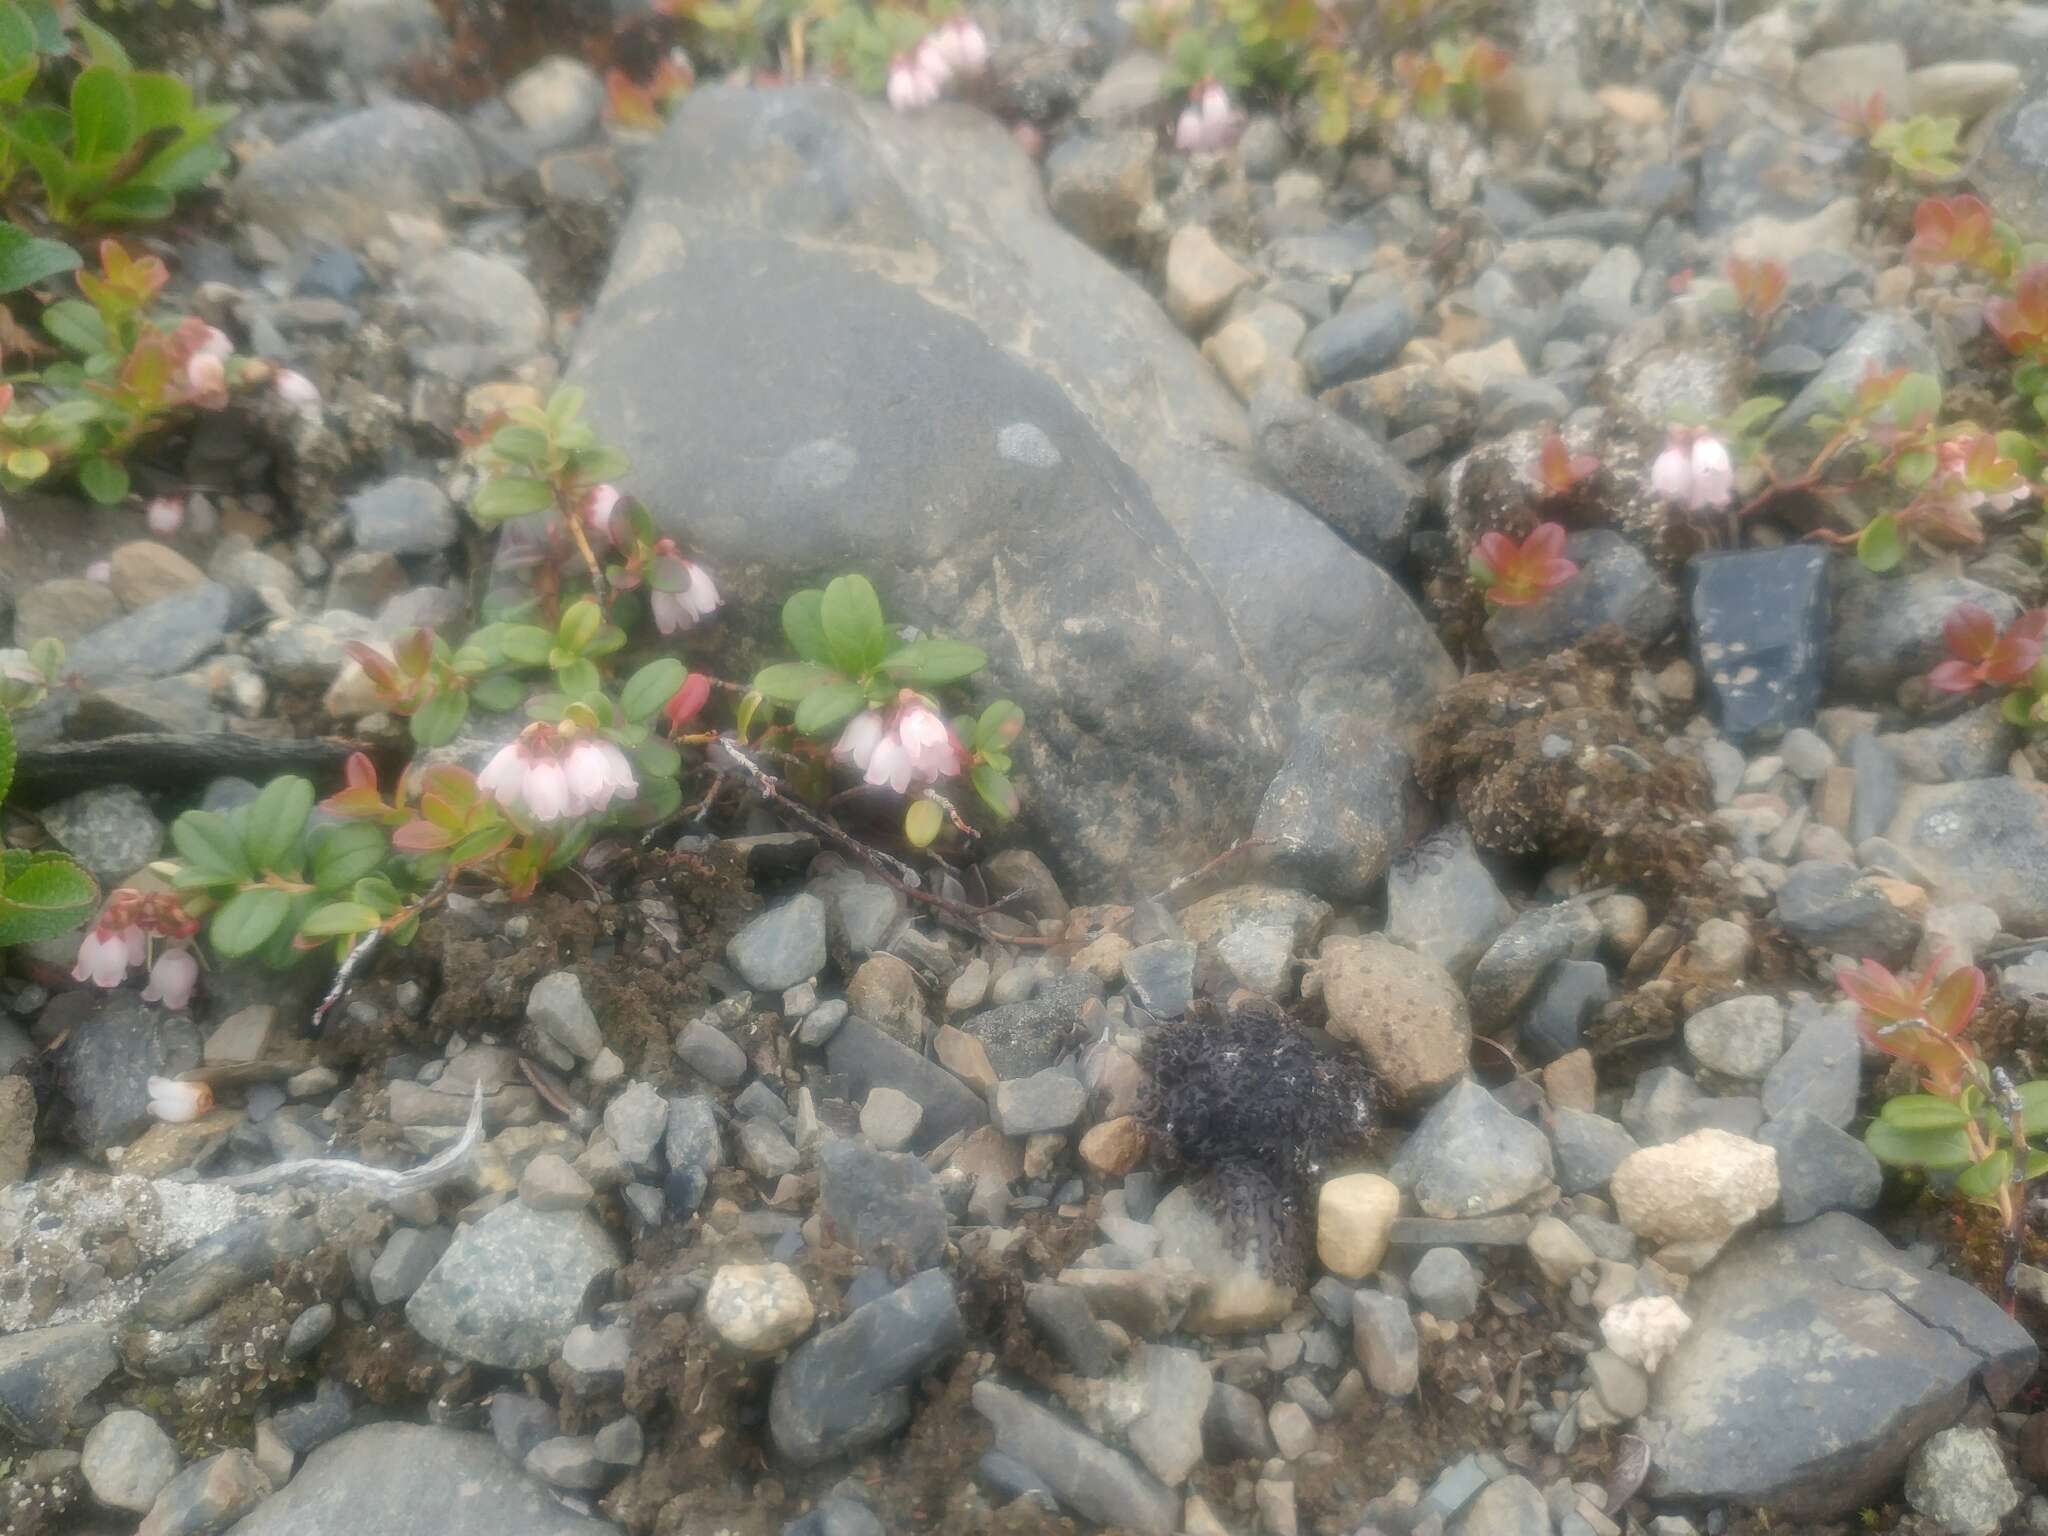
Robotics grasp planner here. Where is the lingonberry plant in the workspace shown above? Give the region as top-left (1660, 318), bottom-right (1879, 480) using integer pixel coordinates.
top-left (1844, 957), bottom-right (2048, 1305)
top-left (1468, 522), bottom-right (1577, 608)
top-left (1531, 429), bottom-right (1598, 500)
top-left (0, 700), bottom-right (99, 950)
top-left (1927, 602), bottom-right (2048, 729)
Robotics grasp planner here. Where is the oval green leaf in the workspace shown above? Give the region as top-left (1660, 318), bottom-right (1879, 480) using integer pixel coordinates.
top-left (299, 901), bottom-right (381, 939)
top-left (409, 689), bottom-right (469, 748)
top-left (753, 661), bottom-right (838, 704)
top-left (243, 775), bottom-right (314, 875)
top-left (904, 798), bottom-right (942, 848)
top-left (782, 589), bottom-right (831, 665)
top-left (170, 808), bottom-right (251, 884)
top-left (1876, 1093), bottom-right (1970, 1130)
top-left (621, 658), bottom-right (687, 723)
top-left (210, 886), bottom-right (290, 958)
top-left (880, 637), bottom-right (988, 686)
top-left (1857, 513), bottom-right (1903, 573)
top-left (820, 574), bottom-right (887, 676)
top-left (793, 680), bottom-right (867, 738)
top-left (1863, 1117), bottom-right (1974, 1170)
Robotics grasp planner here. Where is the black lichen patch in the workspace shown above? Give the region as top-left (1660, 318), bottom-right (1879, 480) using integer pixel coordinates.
top-left (1137, 998), bottom-right (1378, 1185)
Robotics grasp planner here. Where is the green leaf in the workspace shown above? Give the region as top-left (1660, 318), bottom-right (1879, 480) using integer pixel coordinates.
top-left (87, 184), bottom-right (175, 224)
top-left (972, 763), bottom-right (1019, 820)
top-left (126, 70), bottom-right (190, 132)
top-left (470, 475), bottom-right (556, 524)
top-left (170, 809), bottom-right (250, 884)
top-left (753, 661), bottom-right (840, 704)
top-left (70, 65), bottom-right (134, 164)
top-left (620, 658), bottom-right (686, 723)
top-left (1955, 1151), bottom-right (2024, 1201)
top-left (2018, 1080), bottom-right (2048, 1125)
top-left (470, 673), bottom-right (524, 712)
top-left (2006, 690), bottom-right (2038, 728)
top-left (820, 574), bottom-right (888, 676)
top-left (1857, 513), bottom-right (1903, 573)
top-left (299, 901), bottom-right (381, 939)
top-left (0, 4), bottom-right (35, 69)
top-left (77, 456), bottom-right (127, 505)
top-left (1724, 395), bottom-right (1784, 436)
top-left (1888, 371), bottom-right (1942, 425)
top-left (637, 737), bottom-right (682, 777)
top-left (243, 775), bottom-right (314, 875)
top-left (0, 851), bottom-right (98, 945)
top-left (497, 624), bottom-right (553, 667)
top-left (794, 681), bottom-right (867, 737)
top-left (1863, 1118), bottom-right (1974, 1170)
top-left (41, 298), bottom-right (102, 355)
top-left (0, 222), bottom-right (75, 295)
top-left (904, 798), bottom-right (942, 848)
top-left (880, 637), bottom-right (988, 686)
top-left (311, 822), bottom-right (389, 891)
top-left (554, 657), bottom-right (600, 699)
top-left (546, 384), bottom-right (586, 428)
top-left (210, 886), bottom-right (290, 958)
top-left (1893, 447), bottom-right (1937, 490)
top-left (409, 689), bottom-right (469, 748)
top-left (782, 589), bottom-right (831, 665)
top-left (976, 699), bottom-right (1025, 753)
top-left (72, 15), bottom-right (129, 71)
top-left (490, 424), bottom-right (550, 466)
top-left (1877, 1094), bottom-right (1971, 1130)
top-left (556, 599), bottom-right (603, 655)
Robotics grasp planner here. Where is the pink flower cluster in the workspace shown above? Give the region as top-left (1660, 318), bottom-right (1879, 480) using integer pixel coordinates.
top-left (73, 888), bottom-right (200, 1011)
top-left (580, 486), bottom-right (721, 636)
top-left (1651, 428), bottom-right (1735, 515)
top-left (479, 725), bottom-right (638, 823)
top-left (1175, 80), bottom-right (1245, 153)
top-left (835, 693), bottom-right (964, 794)
top-left (887, 16), bottom-right (990, 112)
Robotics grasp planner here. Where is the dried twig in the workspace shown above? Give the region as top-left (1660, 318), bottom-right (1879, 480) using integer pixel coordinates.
top-left (218, 1082), bottom-right (485, 1194)
top-left (1148, 835), bottom-right (1270, 909)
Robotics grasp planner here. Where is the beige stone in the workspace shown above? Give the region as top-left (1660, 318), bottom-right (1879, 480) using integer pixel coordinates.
top-left (845, 953), bottom-right (926, 1045)
top-left (1319, 935), bottom-right (1471, 1103)
top-left (109, 541), bottom-right (207, 610)
top-left (1542, 1049), bottom-right (1597, 1113)
top-left (1906, 60), bottom-right (2019, 125)
top-left (1163, 225), bottom-right (1252, 334)
top-left (1201, 303), bottom-right (1307, 401)
top-left (934, 1024), bottom-right (998, 1095)
top-left (1526, 1215), bottom-right (1597, 1286)
top-left (703, 1262), bottom-right (815, 1355)
top-left (1596, 84), bottom-right (1667, 125)
top-left (1069, 932), bottom-right (1134, 984)
top-left (1442, 337), bottom-right (1528, 397)
top-left (1316, 1171), bottom-right (1401, 1278)
top-left (1793, 41), bottom-right (1906, 116)
top-left (1611, 1128), bottom-right (1778, 1245)
top-left (1079, 1115), bottom-right (1146, 1178)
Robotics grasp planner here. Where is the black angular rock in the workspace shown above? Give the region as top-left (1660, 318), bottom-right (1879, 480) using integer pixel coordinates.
top-left (823, 1018), bottom-right (987, 1151)
top-left (817, 1142), bottom-right (948, 1271)
top-left (1687, 547), bottom-right (1828, 742)
top-left (1516, 958), bottom-right (1610, 1064)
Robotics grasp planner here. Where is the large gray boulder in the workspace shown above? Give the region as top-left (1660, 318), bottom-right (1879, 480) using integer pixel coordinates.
top-left (1645, 1213), bottom-right (2036, 1517)
top-left (560, 84), bottom-right (1451, 893)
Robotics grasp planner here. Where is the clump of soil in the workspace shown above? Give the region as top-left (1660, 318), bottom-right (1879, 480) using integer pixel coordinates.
top-left (1414, 633), bottom-right (1725, 911)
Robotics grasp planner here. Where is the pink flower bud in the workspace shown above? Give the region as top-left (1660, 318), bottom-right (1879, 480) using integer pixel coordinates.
top-left (142, 947), bottom-right (198, 1011)
top-left (185, 352), bottom-right (227, 408)
top-left (275, 369), bottom-right (321, 409)
top-left (146, 496), bottom-right (185, 537)
top-left (85, 559), bottom-right (111, 583)
top-left (146, 1075), bottom-right (213, 1124)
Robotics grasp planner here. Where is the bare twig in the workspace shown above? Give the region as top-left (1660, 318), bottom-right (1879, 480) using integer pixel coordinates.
top-left (1148, 835), bottom-right (1270, 909)
top-left (219, 1082), bottom-right (485, 1194)
top-left (309, 928), bottom-right (386, 1035)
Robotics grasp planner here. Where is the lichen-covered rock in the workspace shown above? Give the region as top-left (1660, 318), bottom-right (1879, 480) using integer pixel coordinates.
top-left (1318, 935), bottom-right (1470, 1104)
top-left (1611, 1129), bottom-right (1777, 1244)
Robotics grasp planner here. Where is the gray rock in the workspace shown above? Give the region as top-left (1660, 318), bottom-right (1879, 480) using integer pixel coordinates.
top-left (1773, 313), bottom-right (1941, 459)
top-left (1689, 547), bottom-right (1830, 742)
top-left (1119, 940), bottom-right (1196, 1017)
top-left (40, 785), bottom-right (162, 884)
top-left (1126, 1344), bottom-right (1211, 1485)
top-left (526, 972), bottom-right (601, 1061)
top-left (502, 56), bottom-right (605, 151)
top-left (1409, 1247), bottom-right (1479, 1322)
top-left (82, 1409), bottom-right (181, 1513)
top-left (1026, 1283), bottom-right (1120, 1377)
top-left (736, 1117), bottom-right (800, 1180)
top-left (1759, 1110), bottom-right (1881, 1224)
top-left (830, 880), bottom-right (903, 956)
top-left (818, 1141), bottom-right (947, 1270)
top-left (1392, 1079), bottom-right (1553, 1219)
top-left (66, 582), bottom-right (257, 688)
top-left (858, 1086), bottom-right (922, 1151)
top-left (1351, 1291), bottom-right (1419, 1395)
top-left (770, 1270), bottom-right (965, 1465)
top-left (1762, 998), bottom-right (1862, 1128)
top-left (1646, 1213), bottom-right (2036, 1516)
top-left (664, 1094), bottom-right (724, 1175)
top-left (302, 0), bottom-right (445, 82)
top-left (141, 1448), bottom-right (270, 1536)
top-left (1559, 245), bottom-right (1643, 335)
top-left (402, 250), bottom-right (549, 382)
top-left (369, 1227), bottom-right (451, 1306)
top-left (1203, 1379), bottom-right (1277, 1460)
top-left (1683, 996), bottom-right (1786, 1084)
top-left (1468, 904), bottom-right (1600, 1031)
top-left (405, 1203), bottom-right (621, 1369)
top-left (593, 1416), bottom-right (642, 1467)
top-left (727, 894), bottom-right (829, 990)
top-left (139, 1215), bottom-right (320, 1327)
top-left (1250, 384), bottom-right (1424, 565)
top-left (0, 1323), bottom-right (116, 1445)
top-left (1775, 860), bottom-right (1919, 962)
top-left (972, 1380), bottom-right (1180, 1535)
top-left (1252, 674), bottom-right (1416, 902)
top-left (603, 1081), bottom-right (669, 1171)
top-left (1153, 1183), bottom-right (1296, 1331)
top-left (1460, 1474), bottom-right (1552, 1536)
top-left (1622, 1066), bottom-right (1766, 1145)
top-left (1889, 778), bottom-right (2048, 936)
top-left (1517, 959), bottom-right (1610, 1065)
top-left (222, 1423), bottom-right (617, 1535)
top-left (525, 1436), bottom-right (606, 1491)
top-left (1300, 298), bottom-right (1417, 389)
top-left (824, 1018), bottom-right (988, 1150)
top-left (229, 104), bottom-right (484, 249)
top-left (488, 1393), bottom-right (557, 1466)
top-left (14, 576), bottom-right (118, 647)
top-left (958, 970), bottom-right (1102, 1078)
top-left (1385, 825), bottom-right (1512, 980)
top-left (1484, 530), bottom-right (1677, 667)
top-left (1951, 85), bottom-right (2048, 261)
top-left (1044, 130), bottom-right (1155, 248)
top-left (271, 1378), bottom-right (352, 1454)
top-left (1550, 1108), bottom-right (1639, 1195)
top-left (284, 1304), bottom-right (335, 1361)
top-left (992, 1070), bottom-right (1087, 1136)
top-left (1830, 567), bottom-right (2019, 698)
top-left (1880, 702), bottom-right (2018, 785)
top-left (345, 476), bottom-right (458, 556)
top-left (1904, 1426), bottom-right (2020, 1536)
top-left (559, 85), bottom-right (1451, 893)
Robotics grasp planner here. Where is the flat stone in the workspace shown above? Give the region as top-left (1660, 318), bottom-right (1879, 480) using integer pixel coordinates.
top-left (825, 1018), bottom-right (987, 1152)
top-left (138, 1449), bottom-right (269, 1536)
top-left (345, 476), bottom-right (458, 555)
top-left (818, 1141), bottom-right (947, 1271)
top-left (404, 1203), bottom-right (621, 1369)
top-left (1467, 904), bottom-right (1601, 1032)
top-left (1351, 1291), bottom-right (1418, 1395)
top-left (1409, 1246), bottom-right (1478, 1321)
top-left (1126, 1344), bottom-right (1211, 1485)
top-left (972, 1380), bottom-right (1180, 1535)
top-left (82, 1408), bottom-right (181, 1513)
top-left (138, 1215), bottom-right (319, 1327)
top-left (1683, 995), bottom-right (1786, 1083)
top-left (1300, 298), bottom-right (1416, 390)
top-left (727, 894), bottom-right (829, 990)
top-left (1252, 677), bottom-right (1416, 902)
top-left (1549, 1108), bottom-right (1638, 1196)
top-left (1518, 959), bottom-right (1610, 1065)
top-left (66, 582), bottom-right (258, 688)
top-left (1319, 935), bottom-right (1471, 1104)
top-left (1687, 548), bottom-right (1829, 742)
top-left (1904, 1426), bottom-right (2020, 1536)
top-left (229, 103), bottom-right (483, 248)
top-left (1025, 1283), bottom-right (1120, 1376)
top-left (675, 1018), bottom-right (748, 1088)
top-left (957, 971), bottom-right (1102, 1079)
top-left (40, 785), bottom-right (163, 883)
top-left (1759, 1109), bottom-right (1881, 1224)
top-left (526, 972), bottom-right (601, 1061)
top-left (1459, 1474), bottom-right (1551, 1536)
top-left (1646, 1214), bottom-right (2036, 1516)
top-left (370, 1227), bottom-right (451, 1306)
top-left (770, 1270), bottom-right (965, 1466)
top-left (992, 1070), bottom-right (1087, 1136)
top-left (0, 1323), bottom-right (116, 1445)
top-left (1888, 779), bottom-right (2048, 936)
top-left (219, 1423), bottom-right (617, 1535)
top-left (1120, 940), bottom-right (1197, 1017)
top-left (1385, 825), bottom-right (1512, 980)
top-left (1775, 860), bottom-right (1918, 962)
top-left (1391, 1079), bottom-right (1553, 1219)
top-left (859, 1087), bottom-right (923, 1151)
top-left (1611, 1129), bottom-right (1777, 1245)
top-left (1164, 225), bottom-right (1252, 332)
top-left (1250, 384), bottom-right (1424, 566)
top-left (1761, 998), bottom-right (1862, 1128)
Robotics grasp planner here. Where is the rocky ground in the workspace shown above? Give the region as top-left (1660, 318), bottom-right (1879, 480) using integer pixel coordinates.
top-left (9, 0), bottom-right (2048, 1534)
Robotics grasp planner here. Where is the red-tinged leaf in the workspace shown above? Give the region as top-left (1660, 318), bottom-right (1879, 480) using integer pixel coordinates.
top-left (343, 751), bottom-right (377, 792)
top-left (342, 642), bottom-right (397, 690)
top-left (1837, 959), bottom-right (1912, 1019)
top-left (664, 671), bottom-right (713, 732)
top-left (1984, 630), bottom-right (2044, 687)
top-left (417, 765), bottom-right (477, 811)
top-left (418, 792), bottom-right (466, 832)
top-left (1473, 531), bottom-right (1515, 575)
top-left (392, 819), bottom-right (455, 852)
top-left (1523, 521), bottom-right (1567, 561)
top-left (1927, 965), bottom-right (1986, 1036)
top-left (1943, 602), bottom-right (1998, 664)
top-left (2017, 610), bottom-right (2048, 644)
top-left (1534, 557), bottom-right (1580, 587)
top-left (1927, 658), bottom-right (1983, 694)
